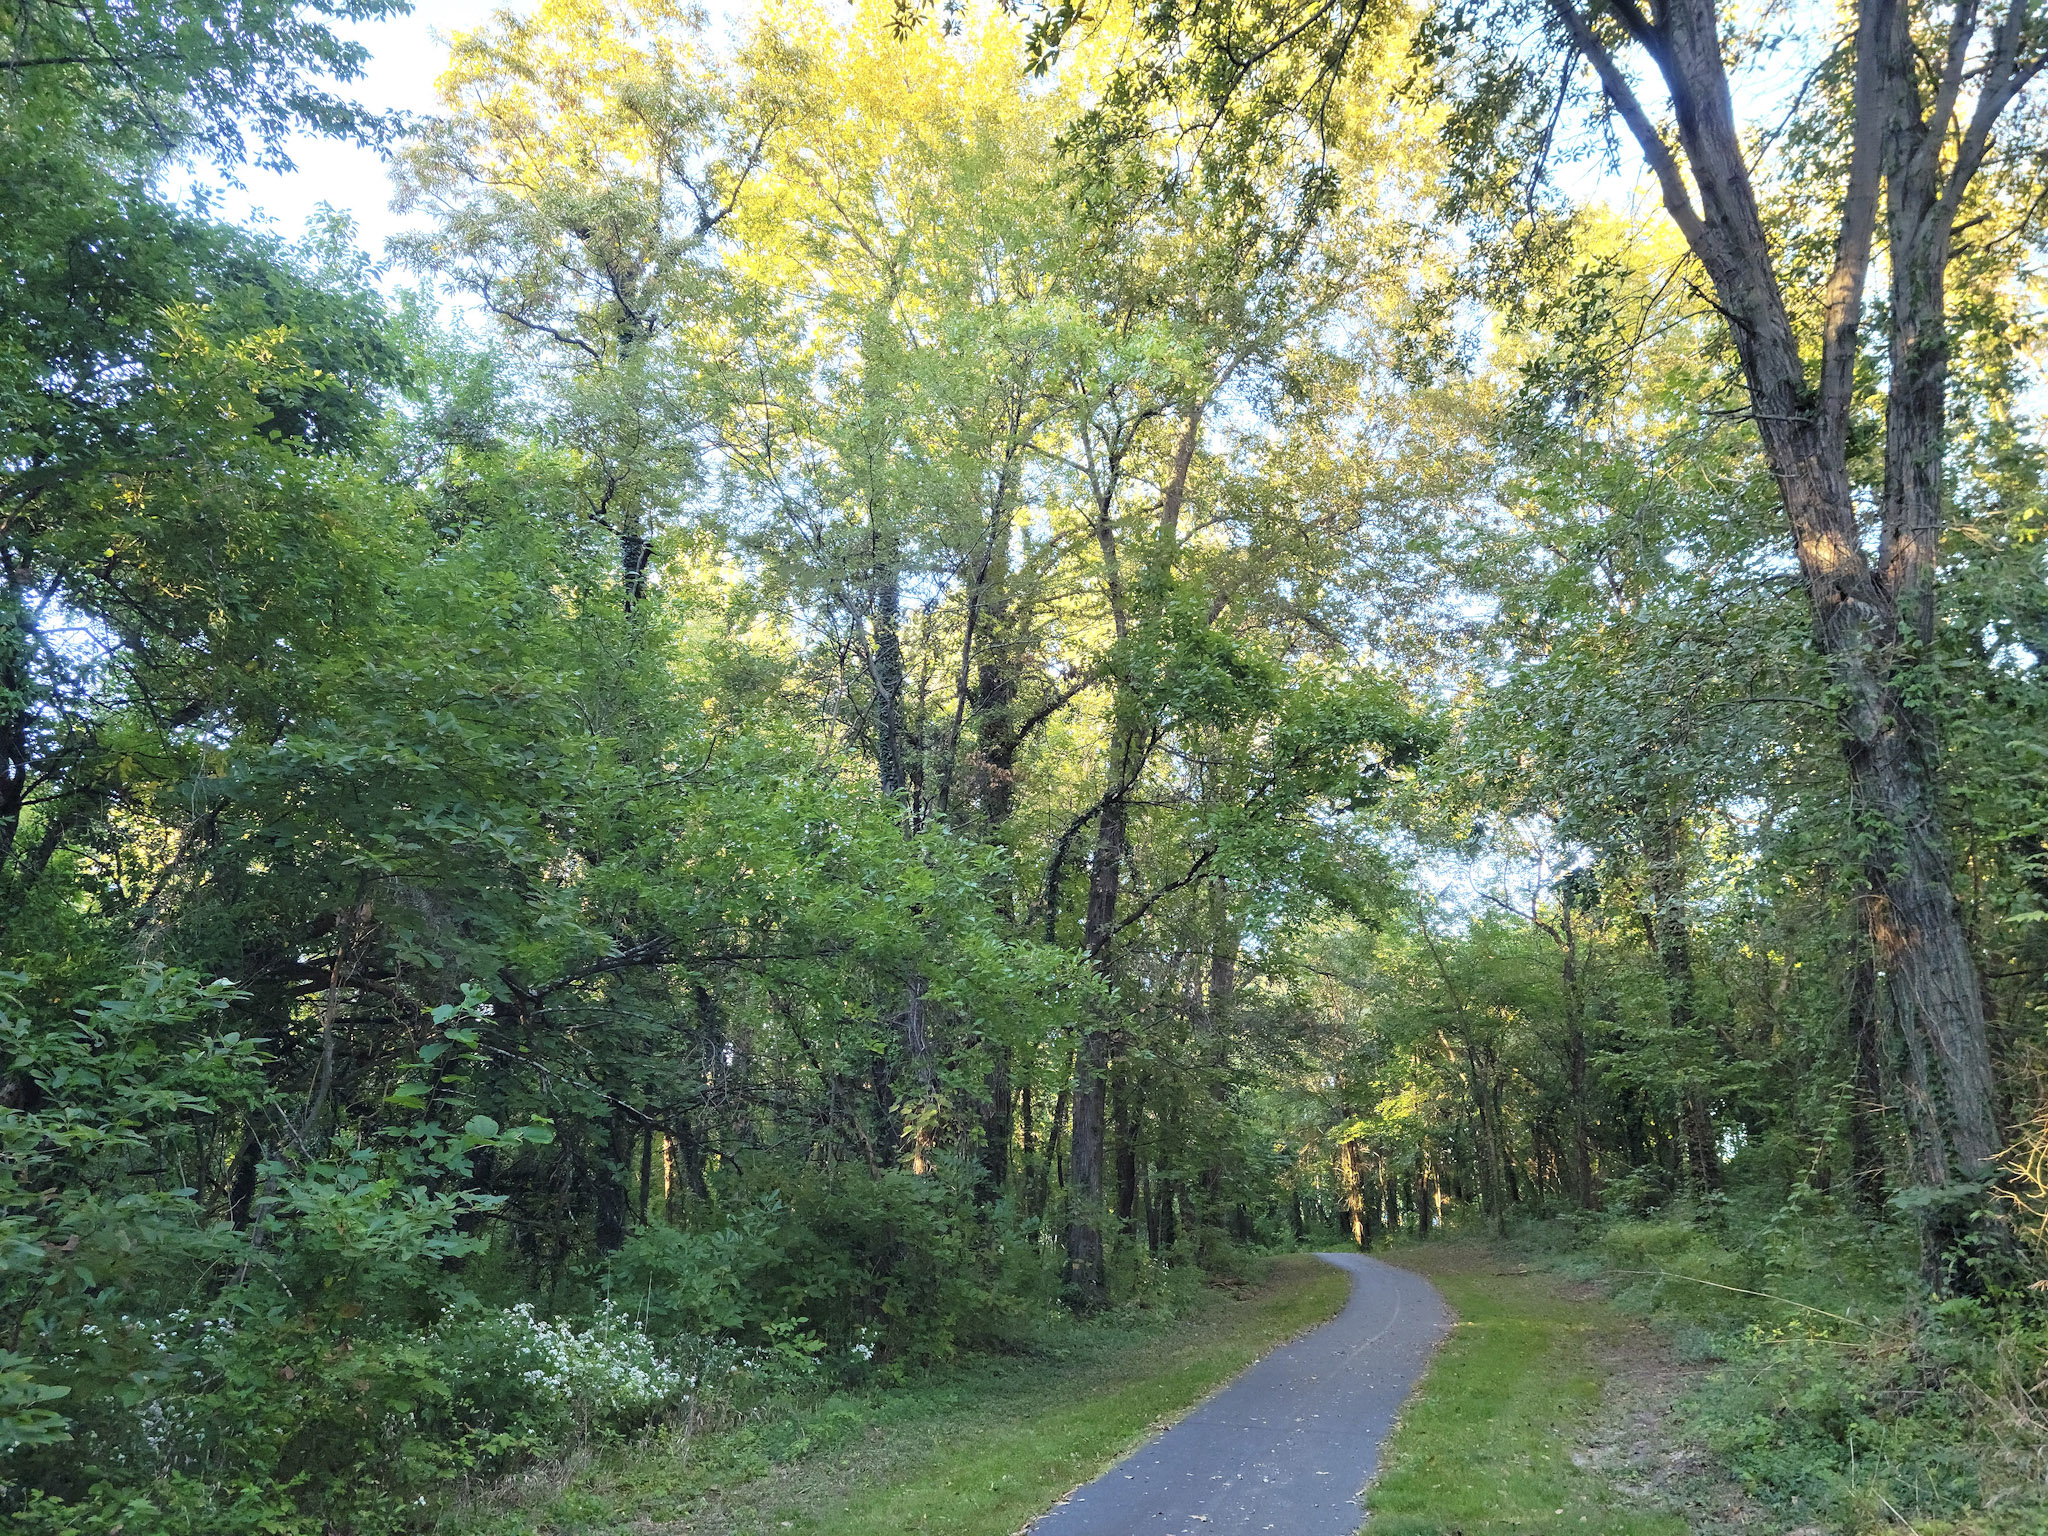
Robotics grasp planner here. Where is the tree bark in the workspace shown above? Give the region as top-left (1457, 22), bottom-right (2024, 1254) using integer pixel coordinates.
top-left (1546, 0), bottom-right (2023, 1281)
top-left (1847, 919), bottom-right (1890, 1214)
top-left (1559, 898), bottom-right (1597, 1209)
top-left (1062, 392), bottom-right (1204, 1300)
top-left (0, 597), bottom-right (27, 879)
top-left (871, 544), bottom-right (908, 799)
top-left (1641, 810), bottom-right (1720, 1192)
top-left (1113, 1066), bottom-right (1139, 1227)
top-left (1065, 759), bottom-right (1128, 1304)
top-left (1343, 1141), bottom-right (1374, 1248)
top-left (1065, 1022), bottom-right (1111, 1302)
top-left (595, 1107), bottom-right (634, 1251)
top-left (979, 1044), bottom-right (1013, 1201)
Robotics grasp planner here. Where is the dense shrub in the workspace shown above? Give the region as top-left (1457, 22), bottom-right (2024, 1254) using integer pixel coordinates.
top-left (1549, 1185), bottom-right (2048, 1534)
top-left (0, 968), bottom-right (1070, 1531)
top-left (607, 1164), bottom-right (1062, 1371)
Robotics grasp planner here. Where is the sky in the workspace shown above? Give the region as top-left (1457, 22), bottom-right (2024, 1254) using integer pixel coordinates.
top-left (209, 1), bottom-right (517, 267)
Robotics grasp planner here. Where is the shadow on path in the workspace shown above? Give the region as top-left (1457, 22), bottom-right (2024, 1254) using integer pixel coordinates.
top-left (1027, 1253), bottom-right (1452, 1536)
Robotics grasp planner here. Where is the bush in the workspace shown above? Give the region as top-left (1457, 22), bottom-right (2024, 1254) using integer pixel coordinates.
top-left (1571, 1186), bottom-right (2048, 1534)
top-left (610, 1164), bottom-right (1061, 1372)
top-left (433, 1301), bottom-right (694, 1446)
top-left (0, 966), bottom-right (1056, 1530)
top-left (0, 969), bottom-right (555, 1533)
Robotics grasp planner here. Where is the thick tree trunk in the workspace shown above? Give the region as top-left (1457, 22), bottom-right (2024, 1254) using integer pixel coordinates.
top-left (595, 1108), bottom-right (634, 1252)
top-left (1549, 0), bottom-right (2018, 1284)
top-left (1343, 1142), bottom-right (1374, 1249)
top-left (671, 1116), bottom-right (709, 1203)
top-left (1769, 460), bottom-right (1998, 1206)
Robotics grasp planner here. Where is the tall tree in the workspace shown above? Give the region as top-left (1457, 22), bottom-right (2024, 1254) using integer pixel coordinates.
top-left (976, 0), bottom-right (2048, 1283)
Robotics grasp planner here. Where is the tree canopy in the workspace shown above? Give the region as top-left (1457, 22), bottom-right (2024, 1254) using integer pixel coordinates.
top-left (5, 0), bottom-right (2048, 1529)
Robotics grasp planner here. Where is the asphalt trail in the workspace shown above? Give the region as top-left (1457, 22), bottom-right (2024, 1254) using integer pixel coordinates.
top-left (1026, 1253), bottom-right (1451, 1536)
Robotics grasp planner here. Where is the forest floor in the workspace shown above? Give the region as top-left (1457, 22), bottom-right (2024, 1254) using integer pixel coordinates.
top-left (1369, 1239), bottom-right (1771, 1536)
top-left (439, 1254), bottom-right (1350, 1536)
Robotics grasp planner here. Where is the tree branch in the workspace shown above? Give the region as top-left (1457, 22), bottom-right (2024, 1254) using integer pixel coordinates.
top-left (1544, 0), bottom-right (1709, 248)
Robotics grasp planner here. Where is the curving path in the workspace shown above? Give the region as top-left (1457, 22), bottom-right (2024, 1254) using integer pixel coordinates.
top-left (1027, 1253), bottom-right (1452, 1536)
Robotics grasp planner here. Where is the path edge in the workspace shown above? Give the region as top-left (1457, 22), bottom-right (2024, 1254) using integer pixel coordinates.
top-left (1013, 1252), bottom-right (1361, 1536)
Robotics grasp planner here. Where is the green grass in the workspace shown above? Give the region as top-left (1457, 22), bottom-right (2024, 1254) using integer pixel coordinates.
top-left (1366, 1240), bottom-right (1690, 1536)
top-left (443, 1253), bottom-right (1349, 1536)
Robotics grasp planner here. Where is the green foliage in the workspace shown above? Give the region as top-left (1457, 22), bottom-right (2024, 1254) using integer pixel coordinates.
top-left (1555, 1193), bottom-right (2048, 1534)
top-left (7, 0), bottom-right (2045, 1524)
top-left (439, 1254), bottom-right (1346, 1536)
top-left (609, 1170), bottom-right (1057, 1367)
top-left (0, 0), bottom-right (410, 170)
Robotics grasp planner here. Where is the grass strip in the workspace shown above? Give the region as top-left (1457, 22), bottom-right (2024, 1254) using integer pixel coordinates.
top-left (450, 1253), bottom-right (1349, 1536)
top-left (1367, 1240), bottom-right (1689, 1536)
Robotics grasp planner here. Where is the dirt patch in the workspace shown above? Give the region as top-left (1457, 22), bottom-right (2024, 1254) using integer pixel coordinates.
top-left (1567, 1296), bottom-right (1777, 1535)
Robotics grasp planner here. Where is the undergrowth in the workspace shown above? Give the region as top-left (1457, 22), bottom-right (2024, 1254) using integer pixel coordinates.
top-left (436, 1250), bottom-right (1333, 1536)
top-left (1520, 1176), bottom-right (2048, 1535)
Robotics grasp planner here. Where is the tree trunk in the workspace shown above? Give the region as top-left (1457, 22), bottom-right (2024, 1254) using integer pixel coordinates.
top-left (1550, 0), bottom-right (2012, 1282)
top-left (1560, 901), bottom-right (1597, 1209)
top-left (967, 474), bottom-right (1023, 829)
top-left (1034, 1071), bottom-right (1071, 1221)
top-left (638, 1125), bottom-right (654, 1224)
top-left (1459, 1036), bottom-right (1509, 1236)
top-left (1065, 1024), bottom-right (1110, 1303)
top-left (1848, 932), bottom-right (1890, 1214)
top-left (1065, 702), bottom-right (1138, 1303)
top-left (1113, 1067), bottom-right (1139, 1228)
top-left (595, 1108), bottom-right (634, 1251)
top-left (1198, 878), bottom-right (1239, 1229)
top-left (1343, 1142), bottom-right (1373, 1249)
top-left (671, 1117), bottom-right (709, 1202)
top-left (1641, 810), bottom-right (1721, 1192)
top-left (979, 1044), bottom-right (1013, 1202)
top-left (1498, 1087), bottom-right (1522, 1207)
top-left (0, 596), bottom-right (27, 879)
top-left (871, 548), bottom-right (909, 799)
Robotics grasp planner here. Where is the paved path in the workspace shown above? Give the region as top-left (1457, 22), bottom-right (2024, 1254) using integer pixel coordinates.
top-left (1027, 1253), bottom-right (1452, 1536)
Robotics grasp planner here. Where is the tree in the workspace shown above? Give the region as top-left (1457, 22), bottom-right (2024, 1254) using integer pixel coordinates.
top-left (1492, 0), bottom-right (2041, 1285)
top-left (2, 0), bottom-right (407, 902)
top-left (971, 0), bottom-right (2048, 1284)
